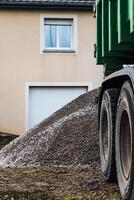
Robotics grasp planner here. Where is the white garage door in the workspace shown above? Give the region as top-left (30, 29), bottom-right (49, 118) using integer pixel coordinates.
top-left (29, 86), bottom-right (87, 128)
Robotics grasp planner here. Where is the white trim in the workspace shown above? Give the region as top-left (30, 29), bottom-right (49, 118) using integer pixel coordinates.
top-left (40, 14), bottom-right (78, 54)
top-left (25, 82), bottom-right (93, 131)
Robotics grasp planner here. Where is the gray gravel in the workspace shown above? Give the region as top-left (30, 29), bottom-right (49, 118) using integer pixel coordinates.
top-left (0, 89), bottom-right (99, 168)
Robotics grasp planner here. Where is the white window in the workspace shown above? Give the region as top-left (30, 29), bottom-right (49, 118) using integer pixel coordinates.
top-left (40, 15), bottom-right (77, 53)
top-left (44, 19), bottom-right (73, 50)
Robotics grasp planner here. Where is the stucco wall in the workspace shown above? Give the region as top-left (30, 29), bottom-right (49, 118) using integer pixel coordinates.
top-left (0, 10), bottom-right (103, 134)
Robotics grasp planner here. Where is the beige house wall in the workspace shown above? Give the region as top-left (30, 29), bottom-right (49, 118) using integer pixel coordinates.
top-left (0, 10), bottom-right (103, 135)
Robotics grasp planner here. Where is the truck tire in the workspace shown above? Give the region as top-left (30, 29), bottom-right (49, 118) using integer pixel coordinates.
top-left (100, 88), bottom-right (120, 181)
top-left (116, 81), bottom-right (134, 200)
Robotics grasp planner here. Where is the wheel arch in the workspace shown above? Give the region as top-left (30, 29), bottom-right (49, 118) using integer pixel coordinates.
top-left (98, 68), bottom-right (134, 130)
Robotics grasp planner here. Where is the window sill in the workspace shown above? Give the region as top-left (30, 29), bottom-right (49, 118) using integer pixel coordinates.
top-left (42, 49), bottom-right (76, 54)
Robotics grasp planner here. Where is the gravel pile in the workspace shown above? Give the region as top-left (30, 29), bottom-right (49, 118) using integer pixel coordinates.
top-left (0, 88), bottom-right (99, 168)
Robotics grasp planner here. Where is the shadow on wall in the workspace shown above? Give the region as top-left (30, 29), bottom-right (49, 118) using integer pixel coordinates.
top-left (0, 132), bottom-right (18, 150)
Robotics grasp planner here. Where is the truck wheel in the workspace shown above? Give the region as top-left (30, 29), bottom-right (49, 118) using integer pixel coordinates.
top-left (100, 88), bottom-right (119, 181)
top-left (116, 81), bottom-right (134, 200)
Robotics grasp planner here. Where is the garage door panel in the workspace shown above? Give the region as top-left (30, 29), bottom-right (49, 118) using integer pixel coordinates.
top-left (29, 86), bottom-right (87, 128)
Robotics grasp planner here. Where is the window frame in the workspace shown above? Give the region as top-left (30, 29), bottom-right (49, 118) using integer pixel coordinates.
top-left (40, 14), bottom-right (78, 54)
top-left (44, 19), bottom-right (73, 50)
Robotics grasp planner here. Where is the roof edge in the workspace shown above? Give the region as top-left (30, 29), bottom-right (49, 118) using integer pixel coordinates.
top-left (0, 2), bottom-right (93, 11)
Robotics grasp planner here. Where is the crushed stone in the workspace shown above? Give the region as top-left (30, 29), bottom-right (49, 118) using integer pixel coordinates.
top-left (0, 89), bottom-right (99, 168)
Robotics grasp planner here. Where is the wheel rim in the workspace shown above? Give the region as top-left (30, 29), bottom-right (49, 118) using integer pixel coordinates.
top-left (120, 110), bottom-right (132, 180)
top-left (102, 110), bottom-right (109, 161)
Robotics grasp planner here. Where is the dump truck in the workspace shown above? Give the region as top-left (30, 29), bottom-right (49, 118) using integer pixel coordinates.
top-left (95, 0), bottom-right (134, 199)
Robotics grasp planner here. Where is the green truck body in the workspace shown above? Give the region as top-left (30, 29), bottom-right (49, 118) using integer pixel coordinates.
top-left (96, 1), bottom-right (134, 199)
top-left (96, 0), bottom-right (134, 71)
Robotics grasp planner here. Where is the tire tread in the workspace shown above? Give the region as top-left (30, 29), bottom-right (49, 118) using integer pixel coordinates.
top-left (100, 88), bottom-right (120, 181)
top-left (107, 88), bottom-right (120, 181)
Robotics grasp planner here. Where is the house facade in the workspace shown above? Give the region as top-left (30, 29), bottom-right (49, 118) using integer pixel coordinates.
top-left (0, 0), bottom-right (103, 135)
